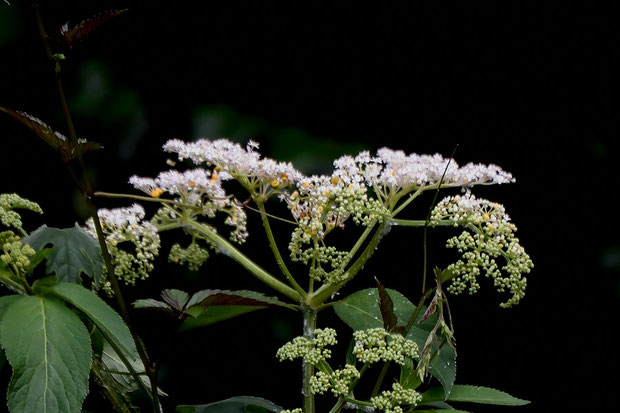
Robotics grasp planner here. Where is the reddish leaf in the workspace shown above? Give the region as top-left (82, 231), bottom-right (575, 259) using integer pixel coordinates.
top-left (1, 107), bottom-right (103, 161)
top-left (60, 9), bottom-right (128, 48)
top-left (375, 277), bottom-right (399, 332)
top-left (0, 107), bottom-right (65, 151)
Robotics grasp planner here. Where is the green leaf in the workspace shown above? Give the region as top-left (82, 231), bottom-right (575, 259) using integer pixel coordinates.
top-left (180, 289), bottom-right (293, 330)
top-left (26, 247), bottom-right (54, 274)
top-left (161, 289), bottom-right (190, 311)
top-left (180, 306), bottom-right (265, 331)
top-left (46, 283), bottom-right (146, 395)
top-left (24, 224), bottom-right (103, 285)
top-left (333, 288), bottom-right (456, 396)
top-left (0, 295), bottom-right (92, 413)
top-left (132, 298), bottom-right (170, 310)
top-left (176, 396), bottom-right (283, 413)
top-left (100, 340), bottom-right (167, 397)
top-left (400, 357), bottom-right (421, 390)
top-left (420, 385), bottom-right (529, 406)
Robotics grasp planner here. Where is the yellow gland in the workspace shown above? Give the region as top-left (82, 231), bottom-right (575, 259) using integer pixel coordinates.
top-left (271, 179), bottom-right (280, 188)
top-left (210, 171), bottom-right (219, 184)
top-left (215, 165), bottom-right (221, 172)
top-left (317, 206), bottom-right (324, 212)
top-left (482, 213), bottom-right (490, 221)
top-left (292, 190), bottom-right (299, 198)
top-left (324, 190), bottom-right (331, 196)
top-left (291, 204), bottom-right (297, 211)
top-left (281, 173), bottom-right (288, 182)
top-left (331, 177), bottom-right (339, 185)
top-left (303, 182), bottom-right (310, 188)
top-left (151, 188), bottom-right (164, 198)
top-left (189, 181), bottom-right (196, 188)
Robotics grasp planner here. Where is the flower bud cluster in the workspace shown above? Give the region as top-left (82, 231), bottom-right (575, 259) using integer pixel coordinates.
top-left (370, 382), bottom-right (422, 413)
top-left (85, 204), bottom-right (160, 286)
top-left (0, 193), bottom-right (43, 233)
top-left (353, 328), bottom-right (419, 365)
top-left (168, 242), bottom-right (210, 271)
top-left (280, 409), bottom-right (302, 413)
top-left (0, 231), bottom-right (35, 275)
top-left (310, 364), bottom-right (360, 396)
top-left (432, 193), bottom-right (533, 307)
top-left (129, 167), bottom-right (248, 244)
top-left (276, 328), bottom-right (337, 365)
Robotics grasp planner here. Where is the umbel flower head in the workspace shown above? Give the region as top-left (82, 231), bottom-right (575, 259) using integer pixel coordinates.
top-left (85, 204), bottom-right (160, 289)
top-left (432, 192), bottom-right (534, 307)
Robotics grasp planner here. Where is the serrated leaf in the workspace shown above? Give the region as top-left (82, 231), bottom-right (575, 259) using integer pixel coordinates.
top-left (0, 107), bottom-right (64, 150)
top-left (132, 298), bottom-right (170, 310)
top-left (46, 283), bottom-right (148, 396)
top-left (176, 396), bottom-right (283, 413)
top-left (0, 108), bottom-right (103, 161)
top-left (24, 224), bottom-right (103, 285)
top-left (333, 288), bottom-right (456, 396)
top-left (0, 295), bottom-right (92, 413)
top-left (420, 385), bottom-right (529, 406)
top-left (180, 306), bottom-right (265, 331)
top-left (161, 289), bottom-right (190, 311)
top-left (100, 340), bottom-right (166, 397)
top-left (179, 290), bottom-right (292, 331)
top-left (375, 277), bottom-right (398, 332)
top-left (61, 9), bottom-right (128, 48)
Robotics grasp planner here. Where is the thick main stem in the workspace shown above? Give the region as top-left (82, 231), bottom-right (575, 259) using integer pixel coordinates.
top-left (302, 306), bottom-right (317, 413)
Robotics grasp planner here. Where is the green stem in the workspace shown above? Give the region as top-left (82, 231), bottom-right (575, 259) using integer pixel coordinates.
top-left (256, 201), bottom-right (306, 297)
top-left (95, 191), bottom-right (193, 209)
top-left (391, 186), bottom-right (425, 216)
top-left (370, 362), bottom-right (390, 398)
top-left (302, 306), bottom-right (317, 413)
top-left (327, 398), bottom-right (345, 413)
top-left (186, 220), bottom-right (302, 302)
top-left (389, 219), bottom-right (463, 227)
top-left (310, 222), bottom-right (389, 306)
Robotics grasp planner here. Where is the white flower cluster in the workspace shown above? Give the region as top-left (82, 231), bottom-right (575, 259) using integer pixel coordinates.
top-left (163, 138), bottom-right (303, 191)
top-left (353, 328), bottom-right (419, 365)
top-left (129, 168), bottom-right (248, 244)
top-left (85, 204), bottom-right (160, 288)
top-left (334, 149), bottom-right (514, 192)
top-left (431, 193), bottom-right (533, 307)
top-left (371, 382), bottom-right (422, 413)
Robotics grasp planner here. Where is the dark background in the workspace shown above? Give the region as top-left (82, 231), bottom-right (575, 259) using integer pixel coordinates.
top-left (1, 1), bottom-right (618, 411)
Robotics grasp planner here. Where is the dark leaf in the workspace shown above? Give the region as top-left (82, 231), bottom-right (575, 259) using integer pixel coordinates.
top-left (61, 9), bottom-right (128, 48)
top-left (0, 107), bottom-right (64, 150)
top-left (0, 107), bottom-right (103, 161)
top-left (375, 277), bottom-right (398, 332)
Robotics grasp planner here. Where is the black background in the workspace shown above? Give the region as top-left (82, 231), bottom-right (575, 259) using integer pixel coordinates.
top-left (0, 1), bottom-right (618, 411)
